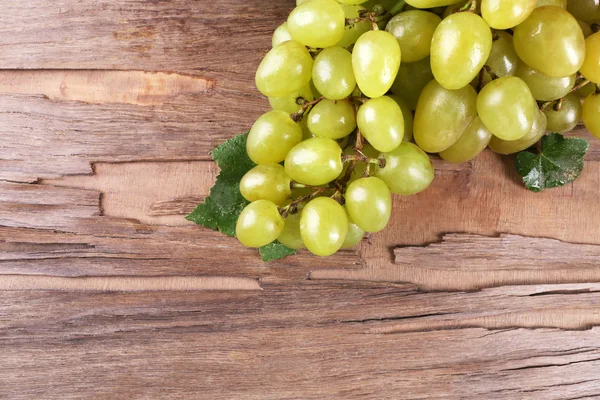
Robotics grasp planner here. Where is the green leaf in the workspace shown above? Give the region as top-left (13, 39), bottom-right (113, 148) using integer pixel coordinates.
top-left (516, 133), bottom-right (589, 192)
top-left (259, 241), bottom-right (297, 262)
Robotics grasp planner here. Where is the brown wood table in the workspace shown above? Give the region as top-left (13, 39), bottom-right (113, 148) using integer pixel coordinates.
top-left (2, 1), bottom-right (600, 398)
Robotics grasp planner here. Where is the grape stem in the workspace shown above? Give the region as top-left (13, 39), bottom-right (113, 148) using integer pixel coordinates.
top-left (290, 96), bottom-right (324, 122)
top-left (539, 79), bottom-right (591, 111)
top-left (342, 154), bottom-right (386, 169)
top-left (279, 187), bottom-right (331, 218)
top-left (345, 8), bottom-right (390, 29)
top-left (482, 65), bottom-right (499, 81)
top-left (387, 1), bottom-right (406, 17)
top-left (460, 0), bottom-right (478, 12)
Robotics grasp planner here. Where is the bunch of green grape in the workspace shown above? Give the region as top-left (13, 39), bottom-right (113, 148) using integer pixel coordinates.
top-left (236, 0), bottom-right (600, 257)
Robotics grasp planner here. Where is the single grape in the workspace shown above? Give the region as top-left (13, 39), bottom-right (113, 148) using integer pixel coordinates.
top-left (277, 211), bottom-right (305, 250)
top-left (236, 200), bottom-right (285, 248)
top-left (536, 0), bottom-right (566, 8)
top-left (577, 82), bottom-right (597, 99)
top-left (430, 12), bottom-right (492, 90)
top-left (337, 4), bottom-right (371, 48)
top-left (240, 164), bottom-right (292, 206)
top-left (568, 1), bottom-right (600, 25)
top-left (312, 47), bottom-right (356, 100)
top-left (340, 143), bottom-right (379, 183)
top-left (362, 0), bottom-right (399, 11)
top-left (477, 76), bottom-right (537, 141)
top-left (357, 96), bottom-right (404, 153)
top-left (439, 117), bottom-right (493, 164)
top-left (247, 111), bottom-right (303, 164)
top-left (488, 109), bottom-right (547, 154)
top-left (272, 23), bottom-right (292, 47)
top-left (578, 19), bottom-right (594, 39)
top-left (307, 99), bottom-right (357, 140)
top-left (376, 142), bottom-right (434, 195)
top-left (341, 209), bottom-right (365, 249)
top-left (268, 84), bottom-right (314, 114)
top-left (515, 63), bottom-right (576, 101)
top-left (345, 177), bottom-right (392, 233)
top-left (580, 32), bottom-right (600, 84)
top-left (288, 0), bottom-right (345, 48)
top-left (414, 80), bottom-right (478, 153)
top-left (543, 94), bottom-right (583, 134)
top-left (513, 6), bottom-right (585, 78)
top-left (352, 30), bottom-right (401, 98)
top-left (300, 197), bottom-right (348, 257)
top-left (390, 57), bottom-right (434, 110)
top-left (389, 95), bottom-right (414, 142)
top-left (385, 10), bottom-right (441, 63)
top-left (583, 93), bottom-right (600, 139)
top-left (256, 41), bottom-right (313, 97)
top-left (481, 0), bottom-right (536, 29)
top-left (285, 137), bottom-right (343, 185)
top-left (473, 31), bottom-right (520, 88)
top-left (406, 0), bottom-right (466, 7)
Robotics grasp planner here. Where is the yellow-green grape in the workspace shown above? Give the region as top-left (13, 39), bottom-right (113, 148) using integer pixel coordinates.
top-left (300, 197), bottom-right (348, 256)
top-left (307, 99), bottom-right (357, 139)
top-left (443, 0), bottom-right (481, 17)
top-left (338, 0), bottom-right (369, 4)
top-left (481, 0), bottom-right (536, 29)
top-left (345, 177), bottom-right (392, 233)
top-left (300, 119), bottom-right (314, 141)
top-left (580, 33), bottom-right (600, 84)
top-left (414, 80), bottom-right (478, 153)
top-left (389, 96), bottom-right (414, 142)
top-left (376, 142), bottom-right (434, 195)
top-left (477, 76), bottom-right (537, 141)
top-left (513, 6), bottom-right (585, 78)
top-left (341, 209), bottom-right (365, 249)
top-left (430, 12), bottom-right (492, 90)
top-left (543, 94), bottom-right (583, 133)
top-left (340, 144), bottom-right (379, 183)
top-left (536, 0), bottom-right (566, 8)
top-left (578, 19), bottom-right (594, 39)
top-left (489, 109), bottom-right (547, 154)
top-left (515, 63), bottom-right (576, 101)
top-left (352, 30), bottom-right (401, 98)
top-left (272, 23), bottom-right (292, 47)
top-left (474, 31), bottom-right (520, 88)
top-left (390, 57), bottom-right (434, 110)
top-left (312, 46), bottom-right (356, 100)
top-left (277, 211), bottom-right (305, 250)
top-left (247, 111), bottom-right (303, 164)
top-left (439, 117), bottom-right (493, 164)
top-left (285, 137), bottom-right (343, 185)
top-left (363, 0), bottom-right (399, 11)
top-left (288, 0), bottom-right (345, 48)
top-left (256, 41), bottom-right (313, 97)
top-left (568, 0), bottom-right (600, 25)
top-left (268, 84), bottom-right (314, 114)
top-left (405, 0), bottom-right (465, 7)
top-left (297, 0), bottom-right (309, 4)
top-left (240, 164), bottom-right (292, 205)
top-left (577, 82), bottom-right (597, 99)
top-left (357, 96), bottom-right (404, 152)
top-left (337, 4), bottom-right (371, 48)
top-left (236, 200), bottom-right (285, 248)
top-left (583, 93), bottom-right (600, 139)
top-left (385, 10), bottom-right (441, 63)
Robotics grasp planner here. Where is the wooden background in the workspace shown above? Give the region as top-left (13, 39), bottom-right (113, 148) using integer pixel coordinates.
top-left (2, 1), bottom-right (600, 398)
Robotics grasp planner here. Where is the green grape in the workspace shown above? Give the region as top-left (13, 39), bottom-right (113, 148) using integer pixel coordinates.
top-left (312, 46), bottom-right (356, 100)
top-left (272, 23), bottom-right (292, 48)
top-left (357, 96), bottom-right (404, 153)
top-left (345, 177), bottom-right (392, 233)
top-left (439, 117), bottom-right (492, 164)
top-left (300, 119), bottom-right (314, 141)
top-left (376, 142), bottom-right (434, 195)
top-left (430, 12), bottom-right (492, 90)
top-left (277, 211), bottom-right (305, 250)
top-left (338, 0), bottom-right (369, 4)
top-left (363, 0), bottom-right (399, 11)
top-left (578, 19), bottom-right (594, 39)
top-left (580, 32), bottom-right (600, 84)
top-left (489, 109), bottom-right (547, 154)
top-left (297, 0), bottom-right (309, 3)
top-left (543, 94), bottom-right (583, 133)
top-left (443, 1), bottom-right (481, 18)
top-left (389, 95), bottom-right (414, 142)
top-left (285, 137), bottom-right (343, 185)
top-left (247, 110), bottom-right (303, 164)
top-left (256, 41), bottom-right (313, 97)
top-left (515, 63), bottom-right (576, 101)
top-left (473, 31), bottom-right (520, 88)
top-left (385, 10), bottom-right (441, 63)
top-left (340, 144), bottom-right (379, 183)
top-left (577, 82), bottom-right (597, 99)
top-left (477, 76), bottom-right (537, 141)
top-left (341, 209), bottom-right (365, 249)
top-left (268, 84), bottom-right (314, 114)
top-left (583, 93), bottom-right (600, 139)
top-left (567, 0), bottom-right (600, 25)
top-left (513, 6), bottom-right (585, 78)
top-left (300, 197), bottom-right (348, 256)
top-left (307, 99), bottom-right (357, 139)
top-left (390, 57), bottom-right (434, 110)
top-left (352, 30), bottom-right (401, 98)
top-left (240, 164), bottom-right (292, 205)
top-left (414, 80), bottom-right (478, 153)
top-left (337, 4), bottom-right (371, 48)
top-left (536, 0), bottom-right (566, 8)
top-left (236, 200), bottom-right (285, 248)
top-left (288, 0), bottom-right (345, 48)
top-left (406, 0), bottom-right (465, 7)
top-left (481, 0), bottom-right (536, 29)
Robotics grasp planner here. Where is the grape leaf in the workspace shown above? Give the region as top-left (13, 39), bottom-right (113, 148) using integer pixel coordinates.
top-left (186, 132), bottom-right (296, 261)
top-left (515, 133), bottom-right (589, 192)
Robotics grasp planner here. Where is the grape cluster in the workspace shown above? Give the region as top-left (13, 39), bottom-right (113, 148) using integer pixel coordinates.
top-left (236, 0), bottom-right (600, 257)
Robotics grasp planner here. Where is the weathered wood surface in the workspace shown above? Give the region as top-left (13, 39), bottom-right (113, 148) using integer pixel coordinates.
top-left (2, 0), bottom-right (600, 398)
